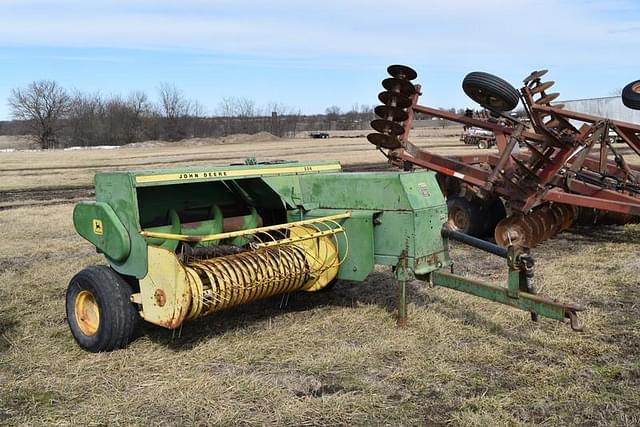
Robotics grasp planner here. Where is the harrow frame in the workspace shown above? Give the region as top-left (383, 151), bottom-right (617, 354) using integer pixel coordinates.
top-left (368, 65), bottom-right (640, 246)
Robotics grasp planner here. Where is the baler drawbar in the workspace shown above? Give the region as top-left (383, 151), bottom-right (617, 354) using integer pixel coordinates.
top-left (67, 161), bottom-right (583, 352)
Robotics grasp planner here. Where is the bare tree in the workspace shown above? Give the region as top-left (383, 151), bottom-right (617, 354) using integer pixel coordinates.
top-left (67, 91), bottom-right (103, 146)
top-left (325, 105), bottom-right (342, 122)
top-left (126, 91), bottom-right (151, 141)
top-left (216, 97), bottom-right (259, 134)
top-left (8, 80), bottom-right (71, 148)
top-left (158, 83), bottom-right (191, 140)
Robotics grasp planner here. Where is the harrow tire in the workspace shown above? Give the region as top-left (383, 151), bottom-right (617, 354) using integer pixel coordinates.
top-left (66, 265), bottom-right (140, 353)
top-left (462, 72), bottom-right (520, 112)
top-left (622, 80), bottom-right (640, 110)
top-left (482, 198), bottom-right (506, 237)
top-left (446, 196), bottom-right (484, 237)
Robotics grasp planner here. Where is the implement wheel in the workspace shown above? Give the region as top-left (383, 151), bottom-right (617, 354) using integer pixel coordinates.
top-left (462, 72), bottom-right (520, 112)
top-left (447, 196), bottom-right (484, 237)
top-left (622, 80), bottom-right (640, 110)
top-left (66, 266), bottom-right (139, 352)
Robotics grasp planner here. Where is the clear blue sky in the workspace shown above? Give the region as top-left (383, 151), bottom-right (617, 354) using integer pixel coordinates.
top-left (0, 0), bottom-right (639, 120)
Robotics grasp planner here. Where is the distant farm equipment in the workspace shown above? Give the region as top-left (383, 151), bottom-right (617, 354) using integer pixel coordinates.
top-left (310, 131), bottom-right (330, 139)
top-left (461, 126), bottom-right (496, 149)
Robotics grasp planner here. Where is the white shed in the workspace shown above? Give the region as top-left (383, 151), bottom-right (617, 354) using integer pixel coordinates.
top-left (561, 96), bottom-right (640, 124)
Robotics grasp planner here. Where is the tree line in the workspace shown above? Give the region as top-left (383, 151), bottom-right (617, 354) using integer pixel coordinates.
top-left (2, 80), bottom-right (383, 149)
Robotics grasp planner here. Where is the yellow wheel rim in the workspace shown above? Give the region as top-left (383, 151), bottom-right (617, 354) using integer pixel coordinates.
top-left (75, 290), bottom-right (100, 336)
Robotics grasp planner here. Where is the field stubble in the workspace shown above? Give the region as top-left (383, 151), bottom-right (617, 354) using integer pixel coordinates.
top-left (0, 131), bottom-right (639, 425)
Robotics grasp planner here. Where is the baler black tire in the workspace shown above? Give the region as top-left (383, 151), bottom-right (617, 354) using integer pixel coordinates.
top-left (622, 80), bottom-right (640, 110)
top-left (462, 72), bottom-right (520, 112)
top-left (317, 278), bottom-right (338, 292)
top-left (66, 265), bottom-right (140, 352)
top-left (447, 196), bottom-right (484, 237)
top-left (477, 139), bottom-right (488, 149)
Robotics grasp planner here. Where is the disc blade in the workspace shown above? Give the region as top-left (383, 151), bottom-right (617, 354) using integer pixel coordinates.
top-left (387, 64), bottom-right (417, 81)
top-left (495, 215), bottom-right (531, 247)
top-left (382, 77), bottom-right (416, 95)
top-left (530, 81), bottom-right (555, 94)
top-left (537, 206), bottom-right (557, 240)
top-left (370, 119), bottom-right (405, 136)
top-left (378, 91), bottom-right (412, 108)
top-left (523, 69), bottom-right (548, 85)
top-left (525, 214), bottom-right (545, 247)
top-left (374, 105), bottom-right (409, 122)
top-left (535, 92), bottom-right (560, 105)
top-left (367, 133), bottom-right (402, 149)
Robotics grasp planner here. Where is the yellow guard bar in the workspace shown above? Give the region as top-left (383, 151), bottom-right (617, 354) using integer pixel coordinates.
top-left (141, 212), bottom-right (352, 242)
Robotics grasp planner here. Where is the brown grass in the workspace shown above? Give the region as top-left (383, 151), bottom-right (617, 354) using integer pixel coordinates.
top-left (1, 131), bottom-right (639, 426)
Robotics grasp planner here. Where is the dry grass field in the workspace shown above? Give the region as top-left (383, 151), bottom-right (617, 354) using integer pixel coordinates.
top-left (1, 129), bottom-right (639, 426)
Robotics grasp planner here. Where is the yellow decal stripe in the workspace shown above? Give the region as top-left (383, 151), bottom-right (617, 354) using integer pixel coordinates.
top-left (135, 163), bottom-right (341, 184)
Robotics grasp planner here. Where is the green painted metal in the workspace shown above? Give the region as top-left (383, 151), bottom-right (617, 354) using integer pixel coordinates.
top-left (72, 159), bottom-right (583, 329)
top-left (293, 171), bottom-right (450, 275)
top-left (430, 271), bottom-right (581, 322)
top-left (73, 202), bottom-right (130, 261)
top-left (297, 208), bottom-right (376, 281)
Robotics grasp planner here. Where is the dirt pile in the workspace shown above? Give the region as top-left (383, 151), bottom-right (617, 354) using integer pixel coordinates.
top-left (221, 132), bottom-right (281, 144)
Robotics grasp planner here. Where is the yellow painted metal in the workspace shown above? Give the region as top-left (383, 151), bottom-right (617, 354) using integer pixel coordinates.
top-left (74, 290), bottom-right (100, 336)
top-left (140, 212), bottom-right (351, 242)
top-left (135, 163), bottom-right (342, 184)
top-left (289, 226), bottom-right (340, 292)
top-left (255, 227), bottom-right (344, 248)
top-left (136, 221), bottom-right (345, 328)
top-left (183, 245), bottom-right (309, 317)
top-left (137, 246), bottom-right (191, 329)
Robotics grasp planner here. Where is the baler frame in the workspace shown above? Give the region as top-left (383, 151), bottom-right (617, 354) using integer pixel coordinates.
top-left (68, 161), bottom-right (584, 352)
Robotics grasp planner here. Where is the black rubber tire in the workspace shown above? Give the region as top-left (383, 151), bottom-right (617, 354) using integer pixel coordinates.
top-left (66, 265), bottom-right (140, 352)
top-left (622, 80), bottom-right (640, 110)
top-left (446, 196), bottom-right (484, 237)
top-left (462, 72), bottom-right (520, 112)
top-left (477, 139), bottom-right (488, 149)
top-left (482, 198), bottom-right (506, 237)
top-left (317, 278), bottom-right (338, 292)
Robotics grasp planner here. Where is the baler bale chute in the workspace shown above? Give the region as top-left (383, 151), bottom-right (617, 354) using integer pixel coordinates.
top-left (67, 161), bottom-right (583, 352)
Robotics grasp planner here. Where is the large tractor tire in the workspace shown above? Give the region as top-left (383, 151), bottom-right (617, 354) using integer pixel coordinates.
top-left (622, 80), bottom-right (640, 110)
top-left (66, 266), bottom-right (140, 352)
top-left (462, 72), bottom-right (520, 112)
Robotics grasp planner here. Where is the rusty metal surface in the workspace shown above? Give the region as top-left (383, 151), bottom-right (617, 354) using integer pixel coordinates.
top-left (368, 64), bottom-right (640, 245)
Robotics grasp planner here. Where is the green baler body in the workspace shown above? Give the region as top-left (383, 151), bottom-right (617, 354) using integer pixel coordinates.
top-left (73, 161), bottom-right (450, 280)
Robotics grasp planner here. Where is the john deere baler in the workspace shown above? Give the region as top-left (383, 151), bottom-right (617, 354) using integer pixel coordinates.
top-left (68, 161), bottom-right (583, 352)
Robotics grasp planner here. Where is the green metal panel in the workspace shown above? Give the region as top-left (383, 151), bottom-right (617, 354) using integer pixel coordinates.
top-left (73, 201), bottom-right (130, 262)
top-left (298, 172), bottom-right (412, 210)
top-left (297, 171), bottom-right (450, 274)
top-left (300, 208), bottom-right (376, 282)
top-left (94, 173), bottom-right (147, 277)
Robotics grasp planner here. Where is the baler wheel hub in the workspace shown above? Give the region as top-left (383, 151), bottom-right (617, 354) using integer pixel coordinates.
top-left (74, 290), bottom-right (100, 336)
